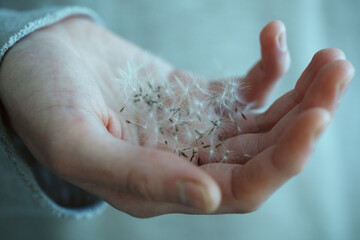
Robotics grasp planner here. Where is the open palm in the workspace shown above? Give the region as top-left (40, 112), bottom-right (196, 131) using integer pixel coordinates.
top-left (0, 17), bottom-right (354, 217)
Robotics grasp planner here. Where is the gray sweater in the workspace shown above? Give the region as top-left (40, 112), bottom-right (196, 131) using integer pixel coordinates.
top-left (0, 6), bottom-right (106, 219)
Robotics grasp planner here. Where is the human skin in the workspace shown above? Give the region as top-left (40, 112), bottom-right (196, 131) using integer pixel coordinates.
top-left (0, 17), bottom-right (354, 217)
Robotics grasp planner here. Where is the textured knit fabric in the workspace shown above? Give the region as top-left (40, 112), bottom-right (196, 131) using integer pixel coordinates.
top-left (0, 6), bottom-right (107, 219)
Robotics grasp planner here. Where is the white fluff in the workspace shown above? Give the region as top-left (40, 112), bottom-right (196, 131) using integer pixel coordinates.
top-left (115, 62), bottom-right (247, 164)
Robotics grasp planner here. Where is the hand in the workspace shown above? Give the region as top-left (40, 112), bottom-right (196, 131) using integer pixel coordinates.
top-left (0, 17), bottom-right (354, 217)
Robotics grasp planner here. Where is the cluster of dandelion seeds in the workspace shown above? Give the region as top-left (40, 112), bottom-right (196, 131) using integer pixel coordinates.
top-left (115, 62), bottom-right (248, 164)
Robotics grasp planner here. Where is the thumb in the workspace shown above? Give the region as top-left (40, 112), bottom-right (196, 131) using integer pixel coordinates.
top-left (54, 119), bottom-right (222, 213)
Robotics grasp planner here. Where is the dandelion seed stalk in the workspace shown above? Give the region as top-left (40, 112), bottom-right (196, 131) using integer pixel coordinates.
top-left (116, 62), bottom-right (247, 163)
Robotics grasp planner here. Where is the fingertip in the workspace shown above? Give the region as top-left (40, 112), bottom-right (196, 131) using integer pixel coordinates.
top-left (259, 20), bottom-right (290, 78)
top-left (260, 20), bottom-right (287, 52)
top-left (273, 20), bottom-right (287, 52)
top-left (311, 50), bottom-right (352, 81)
top-left (311, 108), bottom-right (331, 141)
top-left (320, 59), bottom-right (355, 92)
top-left (241, 21), bottom-right (290, 107)
top-left (179, 178), bottom-right (221, 213)
top-left (206, 180), bottom-right (222, 212)
top-left (333, 60), bottom-right (355, 101)
top-left (273, 108), bottom-right (331, 176)
top-left (313, 48), bottom-right (346, 62)
top-left (340, 59), bottom-right (355, 79)
top-left (127, 146), bottom-right (222, 212)
top-left (301, 59), bottom-right (355, 114)
top-left (295, 48), bottom-right (350, 99)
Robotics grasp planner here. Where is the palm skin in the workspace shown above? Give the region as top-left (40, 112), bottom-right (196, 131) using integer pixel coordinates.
top-left (0, 17), bottom-right (354, 217)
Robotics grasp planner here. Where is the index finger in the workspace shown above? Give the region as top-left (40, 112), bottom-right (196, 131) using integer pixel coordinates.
top-left (202, 108), bottom-right (330, 213)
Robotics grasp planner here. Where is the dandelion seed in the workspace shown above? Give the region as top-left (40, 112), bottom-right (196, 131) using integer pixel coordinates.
top-left (147, 82), bottom-right (153, 89)
top-left (170, 108), bottom-right (181, 115)
top-left (115, 63), bottom-right (247, 163)
top-left (241, 112), bottom-right (247, 120)
top-left (208, 127), bottom-right (215, 135)
top-left (244, 153), bottom-right (252, 158)
top-left (179, 121), bottom-right (188, 126)
top-left (190, 149), bottom-right (196, 162)
top-left (182, 147), bottom-right (193, 151)
top-left (211, 119), bottom-right (221, 126)
top-left (180, 151), bottom-right (188, 158)
top-left (195, 129), bottom-right (203, 136)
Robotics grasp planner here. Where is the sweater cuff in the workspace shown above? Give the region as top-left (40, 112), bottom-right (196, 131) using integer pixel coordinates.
top-left (0, 6), bottom-right (104, 63)
top-left (0, 6), bottom-right (107, 219)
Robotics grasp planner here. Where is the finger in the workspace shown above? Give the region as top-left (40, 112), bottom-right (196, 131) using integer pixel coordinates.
top-left (217, 57), bottom-right (354, 163)
top-left (206, 52), bottom-right (351, 162)
top-left (201, 105), bottom-right (300, 165)
top-left (250, 48), bottom-right (347, 133)
top-left (301, 59), bottom-right (355, 114)
top-left (50, 114), bottom-right (221, 213)
top-left (218, 48), bottom-right (347, 138)
top-left (198, 132), bottom-right (263, 165)
top-left (241, 20), bottom-right (290, 108)
top-left (232, 108), bottom-right (330, 212)
top-left (260, 59), bottom-right (354, 143)
top-left (207, 20), bottom-right (290, 110)
top-left (203, 108), bottom-right (331, 213)
top-left (84, 184), bottom-right (204, 218)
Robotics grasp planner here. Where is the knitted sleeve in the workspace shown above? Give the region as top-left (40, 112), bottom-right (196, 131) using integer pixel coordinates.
top-left (0, 6), bottom-right (107, 219)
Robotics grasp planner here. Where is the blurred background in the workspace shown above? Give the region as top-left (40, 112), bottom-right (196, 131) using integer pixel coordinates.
top-left (1, 0), bottom-right (359, 239)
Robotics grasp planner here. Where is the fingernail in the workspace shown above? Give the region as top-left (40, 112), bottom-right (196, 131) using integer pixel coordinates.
top-left (277, 28), bottom-right (287, 52)
top-left (177, 181), bottom-right (215, 212)
top-left (336, 77), bottom-right (351, 101)
top-left (336, 81), bottom-right (347, 100)
top-left (312, 112), bottom-right (331, 142)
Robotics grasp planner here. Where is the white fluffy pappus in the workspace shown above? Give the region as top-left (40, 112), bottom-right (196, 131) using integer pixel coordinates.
top-left (115, 62), bottom-right (249, 165)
